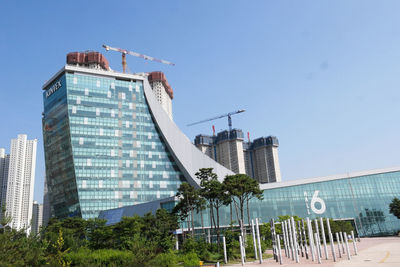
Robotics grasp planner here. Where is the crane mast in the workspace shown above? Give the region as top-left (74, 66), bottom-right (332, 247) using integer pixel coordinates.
top-left (102, 44), bottom-right (175, 73)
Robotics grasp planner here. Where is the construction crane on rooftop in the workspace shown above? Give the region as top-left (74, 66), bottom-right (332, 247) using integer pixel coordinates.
top-left (102, 44), bottom-right (175, 73)
top-left (187, 109), bottom-right (246, 133)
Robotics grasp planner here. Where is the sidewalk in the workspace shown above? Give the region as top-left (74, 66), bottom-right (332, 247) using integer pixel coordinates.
top-left (226, 237), bottom-right (400, 267)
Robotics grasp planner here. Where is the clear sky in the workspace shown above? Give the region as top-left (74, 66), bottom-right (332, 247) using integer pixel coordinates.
top-left (1, 1), bottom-right (399, 203)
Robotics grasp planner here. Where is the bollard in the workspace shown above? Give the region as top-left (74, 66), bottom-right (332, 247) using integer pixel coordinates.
top-left (251, 220), bottom-right (258, 260)
top-left (208, 228), bottom-right (211, 244)
top-left (239, 235), bottom-right (245, 266)
top-left (344, 234), bottom-right (351, 260)
top-left (319, 218), bottom-right (328, 260)
top-left (351, 231), bottom-right (358, 255)
top-left (222, 236), bottom-right (227, 264)
top-left (339, 232), bottom-right (345, 254)
top-left (216, 262), bottom-right (219, 267)
top-left (314, 233), bottom-right (322, 264)
top-left (335, 232), bottom-right (342, 258)
top-left (255, 218), bottom-right (263, 264)
top-left (291, 217), bottom-right (300, 263)
top-left (307, 218), bottom-right (316, 262)
top-left (329, 232), bottom-right (336, 262)
top-left (277, 234), bottom-right (283, 265)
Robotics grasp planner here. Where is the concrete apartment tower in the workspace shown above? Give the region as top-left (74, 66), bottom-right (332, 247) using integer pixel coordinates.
top-left (195, 132), bottom-right (281, 184)
top-left (215, 130), bottom-right (246, 174)
top-left (31, 201), bottom-right (43, 235)
top-left (148, 72), bottom-right (173, 120)
top-left (251, 136), bottom-right (281, 183)
top-left (0, 135), bottom-right (37, 233)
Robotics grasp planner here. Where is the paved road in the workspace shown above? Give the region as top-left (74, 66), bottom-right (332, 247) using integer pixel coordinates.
top-left (335, 237), bottom-right (400, 267)
top-left (226, 237), bottom-right (400, 267)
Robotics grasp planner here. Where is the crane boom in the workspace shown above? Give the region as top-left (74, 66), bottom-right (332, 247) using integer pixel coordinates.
top-left (102, 44), bottom-right (175, 73)
top-left (187, 109), bottom-right (245, 132)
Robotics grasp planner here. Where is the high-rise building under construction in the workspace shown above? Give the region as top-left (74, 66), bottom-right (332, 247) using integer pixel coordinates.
top-left (195, 131), bottom-right (281, 183)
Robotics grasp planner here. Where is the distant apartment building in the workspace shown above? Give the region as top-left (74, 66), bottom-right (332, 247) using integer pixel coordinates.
top-left (195, 130), bottom-right (281, 183)
top-left (31, 201), bottom-right (43, 235)
top-left (0, 134), bottom-right (37, 233)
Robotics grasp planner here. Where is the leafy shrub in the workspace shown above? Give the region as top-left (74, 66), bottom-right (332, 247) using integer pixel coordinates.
top-left (179, 252), bottom-right (200, 267)
top-left (64, 248), bottom-right (136, 267)
top-left (149, 250), bottom-right (179, 267)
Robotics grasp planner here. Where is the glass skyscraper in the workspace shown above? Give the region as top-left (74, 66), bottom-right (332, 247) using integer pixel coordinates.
top-left (42, 52), bottom-right (233, 219)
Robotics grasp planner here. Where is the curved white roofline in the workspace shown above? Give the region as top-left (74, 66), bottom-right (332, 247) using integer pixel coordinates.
top-left (143, 78), bottom-right (234, 187)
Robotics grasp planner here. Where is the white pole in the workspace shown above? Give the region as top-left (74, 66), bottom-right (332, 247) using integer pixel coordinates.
top-left (329, 232), bottom-right (336, 262)
top-left (255, 218), bottom-right (263, 264)
top-left (339, 232), bottom-right (345, 254)
top-left (307, 218), bottom-right (315, 262)
top-left (291, 217), bottom-right (300, 263)
top-left (285, 220), bottom-right (290, 258)
top-left (251, 219), bottom-right (258, 260)
top-left (319, 218), bottom-right (328, 260)
top-left (282, 221), bottom-right (288, 257)
top-left (298, 221), bottom-right (304, 257)
top-left (314, 233), bottom-right (322, 264)
top-left (223, 236), bottom-right (228, 264)
top-left (314, 219), bottom-right (322, 258)
top-left (288, 220), bottom-right (294, 260)
top-left (302, 219), bottom-right (309, 259)
top-left (175, 235), bottom-right (179, 250)
top-left (239, 235), bottom-right (245, 266)
top-left (351, 231), bottom-right (358, 255)
top-left (277, 234), bottom-right (283, 265)
top-left (344, 234), bottom-right (351, 260)
top-left (335, 232), bottom-right (342, 258)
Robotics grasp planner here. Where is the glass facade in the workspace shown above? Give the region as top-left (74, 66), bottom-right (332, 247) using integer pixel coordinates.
top-left (191, 170), bottom-right (400, 236)
top-left (43, 70), bottom-right (185, 219)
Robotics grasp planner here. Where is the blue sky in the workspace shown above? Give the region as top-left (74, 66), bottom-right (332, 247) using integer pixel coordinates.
top-left (1, 1), bottom-right (399, 203)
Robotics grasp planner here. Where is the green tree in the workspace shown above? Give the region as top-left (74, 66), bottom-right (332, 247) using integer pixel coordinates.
top-left (197, 168), bottom-right (230, 244)
top-left (173, 182), bottom-right (203, 237)
top-left (223, 174), bottom-right (263, 237)
top-left (0, 203), bottom-right (12, 230)
top-left (389, 197), bottom-right (400, 219)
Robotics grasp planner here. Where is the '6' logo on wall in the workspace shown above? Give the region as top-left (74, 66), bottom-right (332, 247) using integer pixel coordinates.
top-left (304, 190), bottom-right (326, 215)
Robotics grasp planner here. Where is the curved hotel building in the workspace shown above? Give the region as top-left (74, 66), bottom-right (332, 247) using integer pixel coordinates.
top-left (43, 51), bottom-right (400, 236)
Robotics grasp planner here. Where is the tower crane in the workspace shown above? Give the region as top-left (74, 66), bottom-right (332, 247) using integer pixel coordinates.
top-left (102, 44), bottom-right (175, 73)
top-left (187, 109), bottom-right (246, 133)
